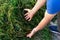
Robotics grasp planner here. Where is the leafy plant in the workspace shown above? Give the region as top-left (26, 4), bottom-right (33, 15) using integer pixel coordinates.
top-left (0, 0), bottom-right (51, 40)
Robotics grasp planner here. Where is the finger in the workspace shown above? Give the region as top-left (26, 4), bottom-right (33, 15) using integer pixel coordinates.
top-left (26, 17), bottom-right (30, 20)
top-left (25, 15), bottom-right (28, 19)
top-left (25, 16), bottom-right (30, 20)
top-left (27, 34), bottom-right (31, 38)
top-left (27, 34), bottom-right (29, 37)
top-left (24, 13), bottom-right (28, 16)
top-left (27, 34), bottom-right (30, 37)
top-left (28, 18), bottom-right (31, 21)
top-left (24, 9), bottom-right (30, 12)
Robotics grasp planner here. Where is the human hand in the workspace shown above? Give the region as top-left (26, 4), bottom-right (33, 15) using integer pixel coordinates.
top-left (26, 28), bottom-right (36, 38)
top-left (24, 9), bottom-right (35, 21)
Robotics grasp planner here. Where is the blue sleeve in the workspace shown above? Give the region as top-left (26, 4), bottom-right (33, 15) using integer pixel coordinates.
top-left (47, 0), bottom-right (60, 14)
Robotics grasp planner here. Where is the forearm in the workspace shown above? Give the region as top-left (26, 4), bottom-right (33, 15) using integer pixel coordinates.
top-left (33, 13), bottom-right (56, 33)
top-left (32, 0), bottom-right (46, 14)
top-left (34, 17), bottom-right (51, 32)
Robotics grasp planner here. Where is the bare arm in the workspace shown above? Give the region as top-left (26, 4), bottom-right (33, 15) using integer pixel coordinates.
top-left (27, 11), bottom-right (56, 38)
top-left (33, 11), bottom-right (56, 33)
top-left (32, 0), bottom-right (46, 14)
top-left (24, 0), bottom-right (46, 21)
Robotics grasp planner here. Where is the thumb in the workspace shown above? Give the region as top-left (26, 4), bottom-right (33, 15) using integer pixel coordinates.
top-left (27, 34), bottom-right (32, 38)
top-left (24, 9), bottom-right (30, 12)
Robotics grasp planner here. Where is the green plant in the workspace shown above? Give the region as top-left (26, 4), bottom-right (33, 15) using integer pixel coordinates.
top-left (0, 0), bottom-right (51, 40)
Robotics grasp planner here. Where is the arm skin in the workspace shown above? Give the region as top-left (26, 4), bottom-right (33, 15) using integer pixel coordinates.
top-left (26, 0), bottom-right (56, 38)
top-left (31, 0), bottom-right (46, 14)
top-left (33, 11), bottom-right (56, 33)
top-left (31, 0), bottom-right (48, 32)
top-left (24, 0), bottom-right (46, 21)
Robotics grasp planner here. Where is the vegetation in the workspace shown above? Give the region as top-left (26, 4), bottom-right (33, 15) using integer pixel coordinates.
top-left (0, 0), bottom-right (51, 40)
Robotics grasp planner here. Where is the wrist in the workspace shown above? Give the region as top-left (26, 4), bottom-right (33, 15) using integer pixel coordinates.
top-left (32, 28), bottom-right (37, 33)
top-left (31, 9), bottom-right (36, 15)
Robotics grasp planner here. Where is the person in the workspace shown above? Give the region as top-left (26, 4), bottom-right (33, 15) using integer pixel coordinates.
top-left (24, 0), bottom-right (60, 38)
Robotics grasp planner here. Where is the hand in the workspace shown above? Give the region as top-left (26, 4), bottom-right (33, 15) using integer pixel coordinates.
top-left (24, 9), bottom-right (35, 21)
top-left (26, 28), bottom-right (36, 38)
